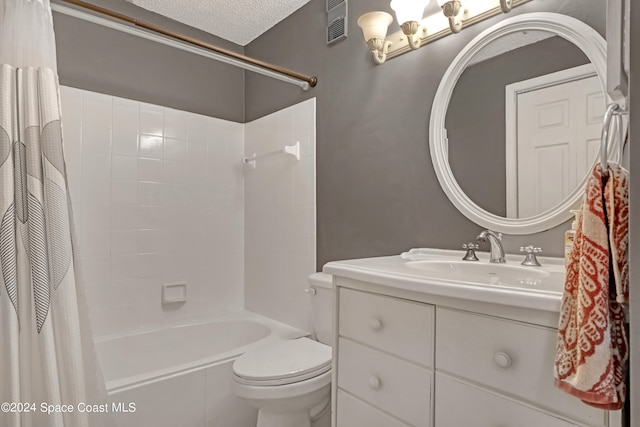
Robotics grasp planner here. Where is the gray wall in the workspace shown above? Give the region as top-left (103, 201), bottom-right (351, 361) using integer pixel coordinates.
top-left (52, 0), bottom-right (244, 122)
top-left (244, 0), bottom-right (607, 268)
top-left (448, 36), bottom-right (590, 216)
top-left (51, 0), bottom-right (609, 267)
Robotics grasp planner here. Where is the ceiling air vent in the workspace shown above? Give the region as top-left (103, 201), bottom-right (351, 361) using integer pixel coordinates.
top-left (327, 0), bottom-right (347, 45)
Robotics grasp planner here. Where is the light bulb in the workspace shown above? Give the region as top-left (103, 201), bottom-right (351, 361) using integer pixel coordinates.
top-left (390, 0), bottom-right (428, 26)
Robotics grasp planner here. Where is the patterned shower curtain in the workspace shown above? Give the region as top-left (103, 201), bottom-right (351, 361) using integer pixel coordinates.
top-left (0, 1), bottom-right (111, 426)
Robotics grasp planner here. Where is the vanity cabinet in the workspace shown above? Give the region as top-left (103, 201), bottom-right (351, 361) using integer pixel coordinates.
top-left (331, 279), bottom-right (615, 427)
top-left (435, 375), bottom-right (580, 427)
top-left (435, 307), bottom-right (607, 427)
top-left (335, 288), bottom-right (434, 427)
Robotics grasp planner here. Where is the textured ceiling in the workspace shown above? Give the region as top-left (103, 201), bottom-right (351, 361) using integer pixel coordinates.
top-left (126, 0), bottom-right (311, 46)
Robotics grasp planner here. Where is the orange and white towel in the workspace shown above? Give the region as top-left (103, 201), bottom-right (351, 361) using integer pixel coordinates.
top-left (554, 162), bottom-right (629, 410)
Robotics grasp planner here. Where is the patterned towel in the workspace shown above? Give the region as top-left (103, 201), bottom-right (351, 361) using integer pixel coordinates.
top-left (554, 162), bottom-right (629, 410)
top-left (606, 165), bottom-right (630, 304)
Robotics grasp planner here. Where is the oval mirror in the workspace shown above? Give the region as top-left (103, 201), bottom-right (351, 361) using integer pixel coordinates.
top-left (429, 12), bottom-right (610, 234)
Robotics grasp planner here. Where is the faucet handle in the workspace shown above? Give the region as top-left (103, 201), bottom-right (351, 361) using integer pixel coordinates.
top-left (520, 246), bottom-right (542, 267)
top-left (462, 243), bottom-right (479, 261)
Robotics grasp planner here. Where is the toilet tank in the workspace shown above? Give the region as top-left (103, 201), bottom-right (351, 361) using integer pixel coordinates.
top-left (308, 273), bottom-right (333, 346)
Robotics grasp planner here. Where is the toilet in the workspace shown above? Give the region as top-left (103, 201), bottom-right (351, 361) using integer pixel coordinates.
top-left (232, 273), bottom-right (333, 427)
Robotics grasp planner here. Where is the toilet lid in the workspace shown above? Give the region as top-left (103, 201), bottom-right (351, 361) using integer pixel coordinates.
top-left (233, 338), bottom-right (332, 383)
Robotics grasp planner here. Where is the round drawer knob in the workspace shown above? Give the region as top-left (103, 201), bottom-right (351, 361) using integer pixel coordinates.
top-left (493, 351), bottom-right (512, 369)
top-left (368, 375), bottom-right (382, 390)
top-left (369, 317), bottom-right (383, 331)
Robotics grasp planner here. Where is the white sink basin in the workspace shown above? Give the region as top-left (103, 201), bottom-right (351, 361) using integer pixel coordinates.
top-left (324, 249), bottom-right (568, 313)
top-left (404, 260), bottom-right (557, 288)
top-left (323, 248), bottom-right (568, 313)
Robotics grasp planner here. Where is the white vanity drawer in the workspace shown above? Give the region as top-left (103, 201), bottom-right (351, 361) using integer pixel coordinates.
top-left (339, 288), bottom-right (434, 367)
top-left (338, 337), bottom-right (432, 427)
top-left (337, 390), bottom-right (411, 427)
top-left (435, 308), bottom-right (607, 427)
top-left (435, 374), bottom-right (580, 427)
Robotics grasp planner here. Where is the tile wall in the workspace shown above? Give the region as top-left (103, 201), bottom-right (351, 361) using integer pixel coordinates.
top-left (60, 86), bottom-right (245, 337)
top-left (244, 99), bottom-right (317, 332)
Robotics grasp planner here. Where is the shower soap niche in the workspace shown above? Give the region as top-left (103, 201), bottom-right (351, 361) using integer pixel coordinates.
top-left (162, 282), bottom-right (187, 304)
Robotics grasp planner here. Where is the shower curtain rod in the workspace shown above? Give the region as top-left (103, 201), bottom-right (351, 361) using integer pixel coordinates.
top-left (52, 0), bottom-right (318, 90)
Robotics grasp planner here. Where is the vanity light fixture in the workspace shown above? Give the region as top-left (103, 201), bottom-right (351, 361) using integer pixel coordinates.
top-left (357, 11), bottom-right (394, 64)
top-left (500, 0), bottom-right (513, 13)
top-left (437, 0), bottom-right (463, 33)
top-left (390, 0), bottom-right (428, 50)
top-left (357, 0), bottom-right (531, 65)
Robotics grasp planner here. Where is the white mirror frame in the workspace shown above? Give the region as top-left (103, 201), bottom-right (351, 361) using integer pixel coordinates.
top-left (429, 12), bottom-right (609, 235)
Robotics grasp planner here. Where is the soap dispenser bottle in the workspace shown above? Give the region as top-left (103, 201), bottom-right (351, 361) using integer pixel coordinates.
top-left (564, 209), bottom-right (580, 266)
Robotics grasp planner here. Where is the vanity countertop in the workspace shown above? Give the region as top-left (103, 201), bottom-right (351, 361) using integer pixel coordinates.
top-left (323, 248), bottom-right (567, 314)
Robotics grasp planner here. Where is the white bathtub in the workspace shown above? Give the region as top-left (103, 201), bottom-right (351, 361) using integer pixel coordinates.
top-left (95, 311), bottom-right (307, 427)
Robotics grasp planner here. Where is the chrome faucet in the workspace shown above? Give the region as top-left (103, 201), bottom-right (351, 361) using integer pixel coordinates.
top-left (476, 230), bottom-right (506, 263)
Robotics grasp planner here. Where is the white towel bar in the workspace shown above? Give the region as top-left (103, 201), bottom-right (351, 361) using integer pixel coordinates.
top-left (242, 141), bottom-right (300, 169)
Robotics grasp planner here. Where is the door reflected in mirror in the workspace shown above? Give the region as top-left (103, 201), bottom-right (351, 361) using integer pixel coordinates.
top-left (446, 32), bottom-right (605, 218)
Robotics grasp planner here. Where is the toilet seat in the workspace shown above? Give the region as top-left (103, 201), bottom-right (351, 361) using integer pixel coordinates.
top-left (233, 338), bottom-right (332, 386)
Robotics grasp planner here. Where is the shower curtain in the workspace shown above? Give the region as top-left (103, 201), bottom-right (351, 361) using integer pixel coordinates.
top-left (0, 0), bottom-right (111, 426)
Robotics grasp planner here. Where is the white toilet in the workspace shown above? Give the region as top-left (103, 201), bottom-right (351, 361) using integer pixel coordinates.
top-left (232, 273), bottom-right (333, 427)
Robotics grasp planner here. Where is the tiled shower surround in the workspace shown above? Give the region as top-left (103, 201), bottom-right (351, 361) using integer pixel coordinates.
top-left (244, 99), bottom-right (317, 332)
top-left (61, 86), bottom-right (245, 337)
top-left (60, 87), bottom-right (316, 337)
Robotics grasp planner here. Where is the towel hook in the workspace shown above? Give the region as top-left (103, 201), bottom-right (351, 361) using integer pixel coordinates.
top-left (600, 103), bottom-right (620, 177)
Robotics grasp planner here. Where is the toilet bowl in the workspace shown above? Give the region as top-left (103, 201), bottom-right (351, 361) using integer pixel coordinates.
top-left (232, 337), bottom-right (332, 427)
top-left (232, 272), bottom-right (333, 427)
